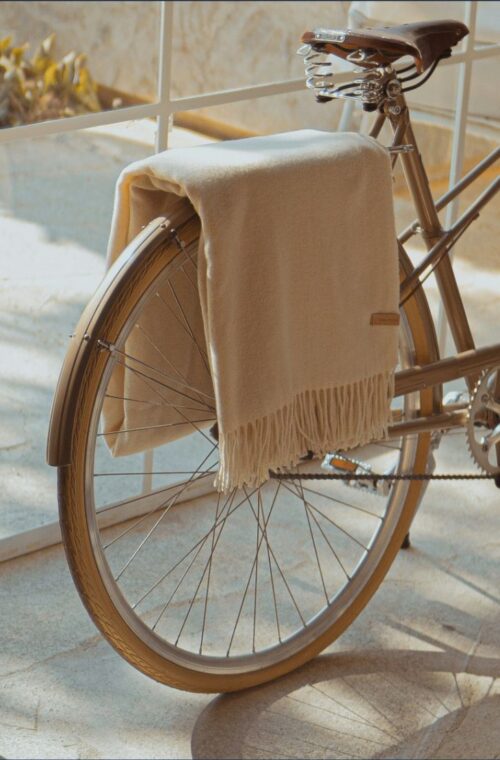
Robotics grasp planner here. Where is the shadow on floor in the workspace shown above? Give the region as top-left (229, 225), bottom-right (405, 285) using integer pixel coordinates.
top-left (192, 645), bottom-right (500, 759)
top-left (0, 130), bottom-right (151, 256)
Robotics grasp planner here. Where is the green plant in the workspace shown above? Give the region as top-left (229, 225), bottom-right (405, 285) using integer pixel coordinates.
top-left (0, 32), bottom-right (102, 127)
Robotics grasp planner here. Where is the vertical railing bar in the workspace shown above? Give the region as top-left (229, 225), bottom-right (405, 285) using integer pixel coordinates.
top-left (338, 3), bottom-right (360, 133)
top-left (156, 0), bottom-right (175, 153)
top-left (142, 0), bottom-right (175, 497)
top-left (142, 450), bottom-right (155, 496)
top-left (445, 2), bottom-right (478, 229)
top-left (436, 0), bottom-right (478, 355)
top-left (337, 97), bottom-right (356, 133)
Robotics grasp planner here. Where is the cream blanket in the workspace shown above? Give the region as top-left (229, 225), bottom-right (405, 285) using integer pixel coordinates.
top-left (105, 129), bottom-right (399, 492)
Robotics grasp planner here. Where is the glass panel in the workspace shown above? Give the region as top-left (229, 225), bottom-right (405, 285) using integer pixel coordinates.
top-left (0, 1), bottom-right (160, 129)
top-left (0, 119), bottom-right (161, 539)
top-left (171, 0), bottom-right (348, 96)
top-left (181, 87), bottom-right (360, 140)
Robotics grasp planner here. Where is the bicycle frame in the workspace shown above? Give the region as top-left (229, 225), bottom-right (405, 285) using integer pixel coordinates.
top-left (372, 89), bottom-right (500, 441)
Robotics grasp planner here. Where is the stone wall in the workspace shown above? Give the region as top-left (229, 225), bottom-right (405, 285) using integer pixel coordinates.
top-left (2, 1), bottom-right (497, 138)
top-left (0, 1), bottom-right (351, 133)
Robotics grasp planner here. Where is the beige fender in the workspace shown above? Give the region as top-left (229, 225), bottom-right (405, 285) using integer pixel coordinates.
top-left (46, 216), bottom-right (182, 467)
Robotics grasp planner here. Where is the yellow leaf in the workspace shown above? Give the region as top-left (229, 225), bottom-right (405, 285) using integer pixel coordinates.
top-left (32, 33), bottom-right (56, 74)
top-left (75, 52), bottom-right (87, 68)
top-left (43, 62), bottom-right (60, 89)
top-left (0, 30), bottom-right (103, 123)
top-left (74, 86), bottom-right (101, 112)
top-left (62, 64), bottom-right (72, 87)
top-left (11, 43), bottom-right (29, 65)
top-left (62, 51), bottom-right (76, 66)
top-left (0, 36), bottom-right (12, 55)
top-left (74, 66), bottom-right (101, 112)
top-left (61, 52), bottom-right (75, 86)
top-left (77, 66), bottom-right (91, 88)
top-left (32, 51), bottom-right (54, 74)
top-left (41, 33), bottom-right (55, 56)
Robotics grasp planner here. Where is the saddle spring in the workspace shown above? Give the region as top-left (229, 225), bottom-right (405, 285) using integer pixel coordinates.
top-left (297, 44), bottom-right (387, 109)
top-left (297, 44), bottom-right (336, 102)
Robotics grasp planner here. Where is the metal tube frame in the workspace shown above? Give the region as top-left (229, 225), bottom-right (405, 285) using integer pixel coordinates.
top-left (380, 90), bottom-right (500, 438)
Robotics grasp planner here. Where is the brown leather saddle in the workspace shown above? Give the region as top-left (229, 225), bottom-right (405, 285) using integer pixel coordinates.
top-left (301, 20), bottom-right (468, 73)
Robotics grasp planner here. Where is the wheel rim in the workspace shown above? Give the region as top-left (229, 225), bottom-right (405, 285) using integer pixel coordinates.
top-left (82, 243), bottom-right (420, 676)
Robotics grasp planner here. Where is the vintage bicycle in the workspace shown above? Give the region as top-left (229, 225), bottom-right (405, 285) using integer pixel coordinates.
top-left (47, 19), bottom-right (500, 692)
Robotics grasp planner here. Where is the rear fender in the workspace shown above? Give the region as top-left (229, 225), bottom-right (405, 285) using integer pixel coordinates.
top-left (46, 217), bottom-right (178, 467)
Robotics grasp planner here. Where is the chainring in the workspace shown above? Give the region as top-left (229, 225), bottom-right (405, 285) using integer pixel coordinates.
top-left (466, 366), bottom-right (500, 475)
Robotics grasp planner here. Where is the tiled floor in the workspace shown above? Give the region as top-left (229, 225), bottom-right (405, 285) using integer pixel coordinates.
top-left (1, 121), bottom-right (499, 758)
top-left (1, 430), bottom-right (499, 758)
top-left (0, 123), bottom-right (215, 541)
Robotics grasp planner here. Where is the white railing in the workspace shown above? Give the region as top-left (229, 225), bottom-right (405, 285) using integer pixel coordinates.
top-left (439, 1), bottom-right (479, 352)
top-left (2, 1), bottom-right (497, 151)
top-left (1, 0), bottom-right (499, 562)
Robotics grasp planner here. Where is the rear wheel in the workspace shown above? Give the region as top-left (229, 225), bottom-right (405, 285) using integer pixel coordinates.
top-left (58, 222), bottom-right (436, 692)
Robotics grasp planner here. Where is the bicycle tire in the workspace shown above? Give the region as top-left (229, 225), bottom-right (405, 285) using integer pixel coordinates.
top-left (57, 213), bottom-right (438, 693)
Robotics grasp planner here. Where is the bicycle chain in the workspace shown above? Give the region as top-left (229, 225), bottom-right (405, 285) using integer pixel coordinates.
top-left (271, 471), bottom-right (497, 481)
top-left (273, 374), bottom-right (500, 483)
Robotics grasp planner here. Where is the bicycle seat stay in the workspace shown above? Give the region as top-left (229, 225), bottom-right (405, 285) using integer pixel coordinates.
top-left (301, 20), bottom-right (468, 73)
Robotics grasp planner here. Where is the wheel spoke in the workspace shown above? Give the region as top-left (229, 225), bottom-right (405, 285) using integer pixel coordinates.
top-left (286, 481), bottom-right (351, 581)
top-left (299, 483), bottom-right (383, 520)
top-left (280, 480), bottom-right (369, 552)
top-left (181, 263), bottom-right (199, 293)
top-left (199, 491), bottom-right (225, 654)
top-left (112, 355), bottom-right (214, 412)
top-left (101, 468), bottom-right (218, 548)
top-left (72, 227), bottom-right (426, 681)
top-left (252, 490), bottom-right (262, 653)
top-left (226, 486), bottom-right (284, 656)
top-left (308, 505), bottom-right (352, 581)
top-left (111, 349), bottom-right (215, 408)
top-left (167, 279), bottom-right (211, 376)
top-left (95, 468), bottom-right (218, 477)
top-left (227, 485), bottom-right (307, 646)
top-left (172, 489), bottom-right (236, 645)
top-left (111, 357), bottom-right (216, 446)
top-left (114, 444), bottom-right (218, 580)
top-left (131, 487), bottom-right (254, 611)
top-left (135, 319), bottom-right (210, 394)
top-left (149, 488), bottom-right (235, 635)
top-left (264, 482), bottom-right (283, 643)
top-left (295, 478), bottom-right (329, 604)
top-left (104, 393), bottom-right (209, 413)
top-left (98, 419), bottom-right (214, 437)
